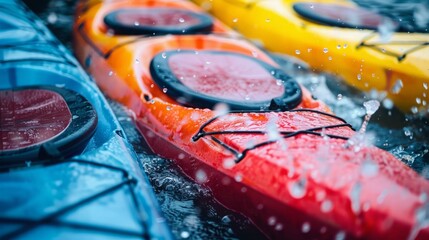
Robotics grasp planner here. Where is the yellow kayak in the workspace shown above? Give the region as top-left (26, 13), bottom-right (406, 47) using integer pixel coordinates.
top-left (193, 0), bottom-right (429, 114)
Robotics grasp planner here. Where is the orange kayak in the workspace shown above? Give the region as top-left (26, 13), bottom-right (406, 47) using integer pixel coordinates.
top-left (73, 0), bottom-right (429, 239)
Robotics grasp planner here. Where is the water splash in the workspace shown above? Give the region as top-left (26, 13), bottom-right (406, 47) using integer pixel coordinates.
top-left (414, 4), bottom-right (429, 29)
top-left (213, 103), bottom-right (229, 117)
top-left (377, 18), bottom-right (396, 43)
top-left (345, 100), bottom-right (380, 150)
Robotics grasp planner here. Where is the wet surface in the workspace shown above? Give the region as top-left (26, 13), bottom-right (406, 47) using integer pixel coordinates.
top-left (27, 0), bottom-right (429, 239)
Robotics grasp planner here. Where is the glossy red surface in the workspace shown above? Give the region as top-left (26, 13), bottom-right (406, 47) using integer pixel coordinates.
top-left (169, 52), bottom-right (285, 102)
top-left (0, 89), bottom-right (71, 151)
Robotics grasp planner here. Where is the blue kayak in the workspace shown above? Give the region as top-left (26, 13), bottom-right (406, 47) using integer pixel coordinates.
top-left (0, 0), bottom-right (172, 239)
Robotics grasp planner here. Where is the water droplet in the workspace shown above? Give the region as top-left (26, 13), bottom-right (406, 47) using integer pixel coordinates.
top-left (337, 94), bottom-right (343, 100)
top-left (423, 83), bottom-right (428, 90)
top-left (223, 158), bottom-right (235, 169)
top-left (275, 223), bottom-right (283, 231)
top-left (364, 100), bottom-right (380, 116)
top-left (178, 153), bottom-right (185, 159)
top-left (310, 4), bottom-right (314, 9)
top-left (47, 13), bottom-right (58, 24)
top-left (232, 18), bottom-right (238, 23)
top-left (337, 44), bottom-right (341, 49)
top-left (302, 222), bottom-right (311, 233)
top-left (288, 177), bottom-right (307, 199)
top-left (134, 21), bottom-right (140, 26)
top-left (361, 160), bottom-right (379, 178)
top-left (343, 44), bottom-right (348, 49)
top-left (357, 74), bottom-right (362, 81)
top-left (321, 199), bottom-right (333, 212)
top-left (166, 106), bottom-right (171, 111)
top-left (382, 98), bottom-right (394, 109)
top-left (108, 71), bottom-right (113, 76)
top-left (179, 17), bottom-right (185, 23)
top-left (161, 52), bottom-right (167, 59)
top-left (196, 169), bottom-right (208, 183)
top-left (320, 128), bottom-right (330, 141)
top-left (323, 48), bottom-right (328, 53)
top-left (162, 88), bottom-right (168, 93)
top-left (411, 106), bottom-right (419, 114)
top-left (416, 98), bottom-right (422, 104)
top-left (268, 216), bottom-right (276, 226)
top-left (328, 56), bottom-right (332, 61)
top-left (189, 113), bottom-right (201, 123)
top-left (54, 180), bottom-right (63, 187)
top-left (335, 231), bottom-right (346, 240)
top-left (222, 215), bottom-right (232, 224)
top-left (180, 231), bottom-right (190, 238)
top-left (214, 103), bottom-right (229, 116)
top-left (265, 18), bottom-right (271, 22)
top-left (295, 49), bottom-right (301, 55)
top-left (391, 79), bottom-right (403, 94)
top-left (234, 173), bottom-right (243, 182)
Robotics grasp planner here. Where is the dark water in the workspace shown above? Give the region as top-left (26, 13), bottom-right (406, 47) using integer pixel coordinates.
top-left (28, 0), bottom-right (429, 239)
top-left (354, 0), bottom-right (429, 32)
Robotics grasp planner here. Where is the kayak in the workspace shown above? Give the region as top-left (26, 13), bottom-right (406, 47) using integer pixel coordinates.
top-left (192, 0), bottom-right (429, 115)
top-left (0, 1), bottom-right (172, 239)
top-left (73, 0), bottom-right (429, 239)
